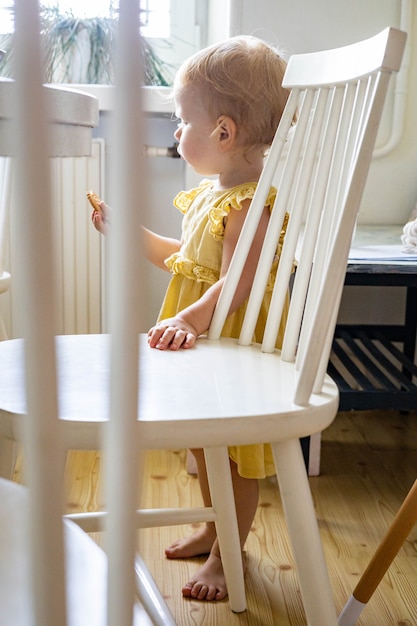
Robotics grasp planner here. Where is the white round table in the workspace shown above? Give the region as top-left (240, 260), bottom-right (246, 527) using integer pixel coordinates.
top-left (0, 79), bottom-right (99, 157)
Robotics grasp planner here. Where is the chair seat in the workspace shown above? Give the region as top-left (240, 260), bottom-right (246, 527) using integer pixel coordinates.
top-left (0, 333), bottom-right (339, 451)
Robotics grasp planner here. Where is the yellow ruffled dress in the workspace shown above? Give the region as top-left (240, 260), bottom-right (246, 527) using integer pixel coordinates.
top-left (158, 179), bottom-right (288, 479)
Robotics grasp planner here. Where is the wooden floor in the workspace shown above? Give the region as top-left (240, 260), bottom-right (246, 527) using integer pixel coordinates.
top-left (18, 409), bottom-right (417, 625)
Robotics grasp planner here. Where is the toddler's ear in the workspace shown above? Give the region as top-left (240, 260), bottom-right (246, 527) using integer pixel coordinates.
top-left (215, 115), bottom-right (236, 151)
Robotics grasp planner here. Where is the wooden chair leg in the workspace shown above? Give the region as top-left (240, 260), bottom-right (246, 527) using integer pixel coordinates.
top-left (272, 438), bottom-right (338, 626)
top-left (339, 478), bottom-right (417, 626)
top-left (134, 554), bottom-right (176, 626)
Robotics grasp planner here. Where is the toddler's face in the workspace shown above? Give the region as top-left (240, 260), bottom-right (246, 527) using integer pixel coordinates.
top-left (173, 87), bottom-right (220, 176)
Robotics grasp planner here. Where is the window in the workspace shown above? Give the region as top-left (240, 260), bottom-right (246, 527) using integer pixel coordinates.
top-left (0, 1), bottom-right (170, 38)
top-left (43, 1), bottom-right (170, 38)
top-left (0, 3), bottom-right (12, 33)
top-left (140, 0), bottom-right (170, 38)
top-left (0, 0), bottom-right (204, 83)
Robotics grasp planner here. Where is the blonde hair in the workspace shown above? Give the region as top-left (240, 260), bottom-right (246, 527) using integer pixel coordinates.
top-left (174, 36), bottom-right (289, 152)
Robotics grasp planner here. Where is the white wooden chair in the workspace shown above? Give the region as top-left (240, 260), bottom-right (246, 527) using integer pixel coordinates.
top-left (0, 6), bottom-right (406, 624)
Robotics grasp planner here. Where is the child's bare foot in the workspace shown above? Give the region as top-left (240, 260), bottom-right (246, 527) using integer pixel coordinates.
top-left (165, 525), bottom-right (215, 559)
top-left (182, 553), bottom-right (227, 601)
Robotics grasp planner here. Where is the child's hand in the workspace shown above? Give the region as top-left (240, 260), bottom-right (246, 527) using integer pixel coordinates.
top-left (148, 316), bottom-right (199, 351)
top-left (91, 204), bottom-right (109, 235)
top-left (87, 190), bottom-right (110, 235)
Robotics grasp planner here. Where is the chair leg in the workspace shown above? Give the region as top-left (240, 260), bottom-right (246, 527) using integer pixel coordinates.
top-left (135, 554), bottom-right (177, 626)
top-left (338, 478), bottom-right (417, 626)
top-left (204, 446), bottom-right (247, 613)
top-left (272, 438), bottom-right (338, 626)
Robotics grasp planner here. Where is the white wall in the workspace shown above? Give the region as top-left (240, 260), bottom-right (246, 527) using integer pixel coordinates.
top-left (227, 0), bottom-right (417, 226)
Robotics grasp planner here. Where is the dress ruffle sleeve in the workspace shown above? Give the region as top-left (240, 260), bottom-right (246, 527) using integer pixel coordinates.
top-left (209, 184), bottom-right (277, 240)
top-left (173, 180), bottom-right (213, 214)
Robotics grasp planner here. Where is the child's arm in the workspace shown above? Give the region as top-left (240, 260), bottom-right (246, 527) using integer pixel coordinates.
top-left (142, 226), bottom-right (181, 271)
top-left (89, 193), bottom-right (181, 270)
top-left (148, 199), bottom-right (270, 350)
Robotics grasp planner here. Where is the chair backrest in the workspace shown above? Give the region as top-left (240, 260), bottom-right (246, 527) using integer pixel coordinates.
top-left (10, 2), bottom-right (144, 625)
top-left (209, 27), bottom-right (406, 406)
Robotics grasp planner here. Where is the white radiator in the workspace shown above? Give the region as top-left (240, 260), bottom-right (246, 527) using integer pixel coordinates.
top-left (2, 138), bottom-right (105, 338)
